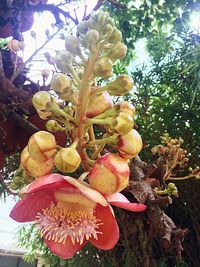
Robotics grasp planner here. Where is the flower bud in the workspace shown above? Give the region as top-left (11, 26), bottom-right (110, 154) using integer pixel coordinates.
top-left (54, 51), bottom-right (73, 73)
top-left (87, 91), bottom-right (113, 118)
top-left (88, 152), bottom-right (130, 195)
top-left (86, 29), bottom-right (99, 51)
top-left (28, 131), bottom-right (57, 162)
top-left (37, 110), bottom-right (52, 120)
top-left (108, 28), bottom-right (122, 43)
top-left (32, 91), bottom-right (54, 112)
top-left (77, 21), bottom-right (88, 35)
top-left (97, 11), bottom-right (110, 27)
top-left (108, 42), bottom-right (127, 61)
top-left (65, 36), bottom-right (81, 55)
top-left (21, 147), bottom-right (54, 177)
top-left (93, 57), bottom-right (113, 78)
top-left (54, 147), bottom-right (81, 173)
top-left (46, 120), bottom-right (62, 132)
top-left (50, 73), bottom-right (71, 94)
top-left (118, 129), bottom-right (143, 159)
top-left (102, 24), bottom-right (113, 39)
top-left (7, 39), bottom-right (25, 52)
top-left (117, 101), bottom-right (135, 117)
top-left (113, 112), bottom-right (134, 135)
top-left (107, 75), bottom-right (134, 96)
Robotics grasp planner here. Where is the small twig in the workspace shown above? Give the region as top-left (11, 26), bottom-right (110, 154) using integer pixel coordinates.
top-left (11, 27), bottom-right (61, 81)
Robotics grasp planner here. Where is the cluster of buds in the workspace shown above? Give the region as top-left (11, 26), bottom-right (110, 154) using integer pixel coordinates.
top-left (152, 133), bottom-right (189, 176)
top-left (154, 182), bottom-right (178, 197)
top-left (151, 133), bottom-right (200, 199)
top-left (11, 11), bottom-right (143, 197)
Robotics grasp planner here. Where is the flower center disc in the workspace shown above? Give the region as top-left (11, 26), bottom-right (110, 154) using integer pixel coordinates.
top-left (36, 204), bottom-right (102, 245)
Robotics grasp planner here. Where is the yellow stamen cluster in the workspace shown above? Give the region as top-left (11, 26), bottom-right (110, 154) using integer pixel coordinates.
top-left (36, 204), bottom-right (102, 245)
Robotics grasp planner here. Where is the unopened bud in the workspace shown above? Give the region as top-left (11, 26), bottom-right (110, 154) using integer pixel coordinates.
top-left (86, 29), bottom-right (99, 51)
top-left (89, 153), bottom-right (130, 195)
top-left (32, 91), bottom-right (54, 112)
top-left (108, 42), bottom-right (127, 61)
top-left (113, 112), bottom-right (134, 135)
top-left (65, 36), bottom-right (81, 55)
top-left (107, 75), bottom-right (134, 96)
top-left (50, 73), bottom-right (71, 94)
top-left (21, 147), bottom-right (54, 177)
top-left (28, 131), bottom-right (57, 162)
top-left (117, 101), bottom-right (135, 117)
top-left (118, 129), bottom-right (143, 159)
top-left (7, 39), bottom-right (25, 52)
top-left (93, 57), bottom-right (113, 78)
top-left (77, 21), bottom-right (88, 35)
top-left (54, 51), bottom-right (74, 73)
top-left (46, 120), bottom-right (62, 132)
top-left (108, 28), bottom-right (122, 43)
top-left (87, 91), bottom-right (113, 118)
top-left (54, 147), bottom-right (81, 173)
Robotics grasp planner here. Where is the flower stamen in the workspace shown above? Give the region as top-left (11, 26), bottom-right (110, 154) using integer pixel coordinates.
top-left (36, 205), bottom-right (102, 245)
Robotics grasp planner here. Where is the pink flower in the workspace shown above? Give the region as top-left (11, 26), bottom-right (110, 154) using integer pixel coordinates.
top-left (10, 174), bottom-right (146, 259)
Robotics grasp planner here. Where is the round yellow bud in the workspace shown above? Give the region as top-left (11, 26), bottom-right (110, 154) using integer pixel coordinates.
top-left (108, 42), bottom-right (127, 61)
top-left (93, 57), bottom-right (113, 78)
top-left (50, 73), bottom-right (71, 94)
top-left (107, 75), bottom-right (134, 96)
top-left (113, 112), bottom-right (134, 135)
top-left (32, 91), bottom-right (53, 112)
top-left (54, 147), bottom-right (81, 173)
top-left (28, 131), bottom-right (57, 162)
top-left (21, 147), bottom-right (54, 177)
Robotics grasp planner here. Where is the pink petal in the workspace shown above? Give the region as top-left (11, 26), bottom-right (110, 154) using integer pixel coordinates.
top-left (106, 192), bottom-right (147, 212)
top-left (44, 236), bottom-right (86, 259)
top-left (63, 176), bottom-right (108, 207)
top-left (25, 174), bottom-right (75, 194)
top-left (10, 190), bottom-right (55, 222)
top-left (106, 192), bottom-right (130, 203)
top-left (110, 201), bottom-right (147, 212)
top-left (90, 205), bottom-right (119, 250)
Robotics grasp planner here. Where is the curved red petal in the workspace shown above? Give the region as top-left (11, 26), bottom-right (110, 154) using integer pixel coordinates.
top-left (26, 174), bottom-right (75, 194)
top-left (109, 201), bottom-right (147, 212)
top-left (10, 190), bottom-right (55, 222)
top-left (106, 193), bottom-right (147, 212)
top-left (90, 205), bottom-right (119, 250)
top-left (44, 236), bottom-right (86, 259)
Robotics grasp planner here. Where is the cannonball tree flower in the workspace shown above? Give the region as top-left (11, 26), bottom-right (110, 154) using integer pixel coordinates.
top-left (10, 174), bottom-right (146, 259)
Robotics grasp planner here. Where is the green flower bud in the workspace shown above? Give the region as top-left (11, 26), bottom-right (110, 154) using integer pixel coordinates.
top-left (113, 112), bottom-right (134, 135)
top-left (108, 28), bottom-right (122, 43)
top-left (93, 57), bottom-right (113, 78)
top-left (32, 91), bottom-right (55, 112)
top-left (46, 120), bottom-right (62, 132)
top-left (65, 36), bottom-right (81, 55)
top-left (97, 11), bottom-right (110, 27)
top-left (101, 24), bottom-right (113, 39)
top-left (108, 42), bottom-right (127, 61)
top-left (107, 75), bottom-right (134, 95)
top-left (50, 73), bottom-right (71, 94)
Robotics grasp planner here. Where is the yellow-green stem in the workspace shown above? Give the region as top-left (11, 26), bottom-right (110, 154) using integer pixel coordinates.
top-left (74, 44), bottom-right (100, 166)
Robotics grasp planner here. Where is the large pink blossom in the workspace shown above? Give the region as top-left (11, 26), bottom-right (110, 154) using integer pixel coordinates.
top-left (10, 174), bottom-right (146, 259)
